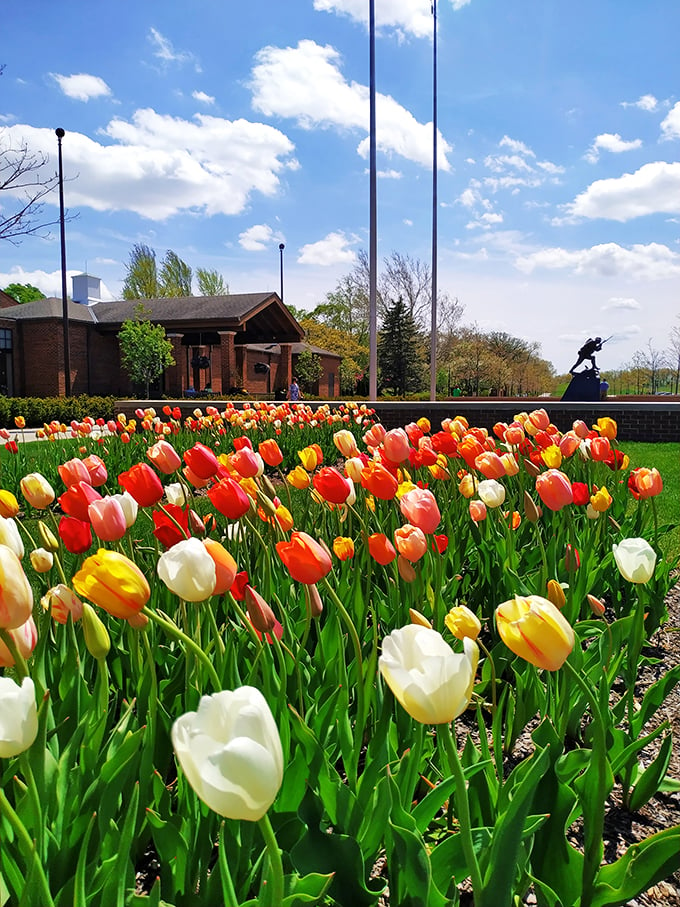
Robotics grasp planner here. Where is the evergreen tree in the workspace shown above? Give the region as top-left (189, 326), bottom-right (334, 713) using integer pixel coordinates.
top-left (378, 298), bottom-right (427, 396)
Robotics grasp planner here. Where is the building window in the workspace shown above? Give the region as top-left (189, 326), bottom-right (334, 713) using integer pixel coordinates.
top-left (0, 329), bottom-right (12, 351)
top-left (329, 372), bottom-right (335, 396)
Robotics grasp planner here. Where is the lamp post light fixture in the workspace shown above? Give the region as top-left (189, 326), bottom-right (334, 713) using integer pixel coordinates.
top-left (56, 127), bottom-right (71, 397)
top-left (279, 243), bottom-right (285, 303)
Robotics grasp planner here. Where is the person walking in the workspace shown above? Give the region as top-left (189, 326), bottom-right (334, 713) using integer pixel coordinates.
top-left (287, 377), bottom-right (303, 401)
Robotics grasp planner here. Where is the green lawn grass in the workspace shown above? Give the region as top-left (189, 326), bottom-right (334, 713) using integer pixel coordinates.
top-left (624, 442), bottom-right (679, 562)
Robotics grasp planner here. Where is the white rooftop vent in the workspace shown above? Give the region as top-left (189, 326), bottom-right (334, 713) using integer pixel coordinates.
top-left (72, 274), bottom-right (101, 306)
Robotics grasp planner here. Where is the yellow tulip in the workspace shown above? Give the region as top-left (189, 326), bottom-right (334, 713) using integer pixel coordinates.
top-left (495, 595), bottom-right (574, 671)
top-left (73, 549), bottom-right (150, 619)
top-left (445, 605), bottom-right (481, 641)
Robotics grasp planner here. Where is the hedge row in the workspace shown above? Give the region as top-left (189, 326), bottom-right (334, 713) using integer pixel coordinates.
top-left (0, 395), bottom-right (117, 428)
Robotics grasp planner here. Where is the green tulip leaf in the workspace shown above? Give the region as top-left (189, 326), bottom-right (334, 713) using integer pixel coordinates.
top-left (627, 733), bottom-right (673, 813)
top-left (631, 664), bottom-right (680, 737)
top-left (591, 826), bottom-right (680, 907)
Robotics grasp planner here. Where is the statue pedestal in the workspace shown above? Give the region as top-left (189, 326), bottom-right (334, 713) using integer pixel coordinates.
top-left (561, 369), bottom-right (600, 401)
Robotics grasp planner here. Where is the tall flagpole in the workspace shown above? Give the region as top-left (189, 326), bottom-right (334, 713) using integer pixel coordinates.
top-left (368, 0), bottom-right (378, 400)
top-left (430, 0), bottom-right (438, 400)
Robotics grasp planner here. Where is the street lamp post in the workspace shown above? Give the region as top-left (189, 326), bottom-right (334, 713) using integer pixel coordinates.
top-left (368, 0), bottom-right (378, 401)
top-left (56, 127), bottom-right (71, 397)
top-left (279, 243), bottom-right (285, 303)
top-left (430, 0), bottom-right (438, 401)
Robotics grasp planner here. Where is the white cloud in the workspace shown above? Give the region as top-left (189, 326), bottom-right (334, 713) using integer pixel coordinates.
top-left (249, 40), bottom-right (451, 170)
top-left (602, 296), bottom-right (640, 311)
top-left (565, 161), bottom-right (680, 221)
top-left (584, 132), bottom-right (642, 163)
top-left (312, 0), bottom-right (468, 39)
top-left (499, 135), bottom-right (534, 157)
top-left (192, 90), bottom-right (215, 105)
top-left (298, 231), bottom-right (358, 265)
top-left (377, 169), bottom-right (402, 179)
top-left (148, 28), bottom-right (200, 70)
top-left (515, 241), bottom-right (680, 280)
top-left (0, 267), bottom-right (114, 300)
top-left (51, 73), bottom-right (112, 102)
top-left (239, 224), bottom-right (284, 251)
top-left (403, 218), bottom-right (413, 226)
top-left (660, 101), bottom-right (680, 140)
top-left (3, 115), bottom-right (296, 220)
top-left (483, 135), bottom-right (563, 187)
top-left (621, 94), bottom-right (658, 111)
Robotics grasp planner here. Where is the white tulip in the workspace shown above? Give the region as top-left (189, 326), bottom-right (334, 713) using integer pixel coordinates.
top-left (0, 517), bottom-right (24, 559)
top-left (0, 676), bottom-right (38, 758)
top-left (110, 491), bottom-right (139, 528)
top-left (172, 686), bottom-right (283, 820)
top-left (157, 537), bottom-right (216, 601)
top-left (613, 538), bottom-right (657, 584)
top-left (379, 625), bottom-right (478, 725)
top-left (165, 483), bottom-right (188, 507)
top-left (477, 479), bottom-right (506, 509)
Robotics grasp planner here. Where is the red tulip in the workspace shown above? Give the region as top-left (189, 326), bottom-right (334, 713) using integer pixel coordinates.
top-left (183, 442), bottom-right (219, 480)
top-left (394, 524), bottom-right (428, 562)
top-left (153, 504), bottom-right (190, 549)
top-left (313, 467), bottom-right (352, 504)
top-left (590, 437), bottom-right (611, 461)
top-left (458, 436), bottom-right (485, 470)
top-left (208, 477), bottom-right (251, 520)
top-left (58, 481), bottom-right (102, 522)
top-left (276, 531), bottom-right (332, 584)
top-left (59, 516), bottom-right (93, 554)
top-left (571, 482), bottom-right (590, 506)
top-left (118, 463), bottom-right (164, 507)
top-left (361, 462), bottom-right (398, 500)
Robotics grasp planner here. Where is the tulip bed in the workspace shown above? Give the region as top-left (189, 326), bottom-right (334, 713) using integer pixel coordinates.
top-left (0, 401), bottom-right (678, 907)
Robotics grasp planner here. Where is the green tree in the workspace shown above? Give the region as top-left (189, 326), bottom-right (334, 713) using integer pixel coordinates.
top-left (196, 267), bottom-right (228, 296)
top-left (378, 298), bottom-right (427, 396)
top-left (3, 282), bottom-right (45, 303)
top-left (160, 250), bottom-right (192, 297)
top-left (295, 349), bottom-right (323, 393)
top-left (122, 244), bottom-right (160, 299)
top-left (300, 318), bottom-right (368, 395)
top-left (118, 305), bottom-right (175, 398)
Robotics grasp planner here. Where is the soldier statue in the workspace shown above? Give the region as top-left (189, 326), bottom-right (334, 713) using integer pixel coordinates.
top-left (569, 337), bottom-right (603, 374)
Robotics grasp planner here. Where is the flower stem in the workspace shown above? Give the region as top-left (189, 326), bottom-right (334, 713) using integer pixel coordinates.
top-left (562, 658), bottom-right (607, 907)
top-left (441, 722), bottom-right (484, 903)
top-left (0, 788), bottom-right (55, 907)
top-left (257, 812), bottom-right (284, 907)
top-left (142, 607), bottom-right (222, 691)
top-left (0, 628), bottom-right (29, 680)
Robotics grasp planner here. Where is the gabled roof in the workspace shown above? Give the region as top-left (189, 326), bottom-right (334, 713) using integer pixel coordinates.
top-left (247, 341), bottom-right (342, 360)
top-left (0, 292), bottom-right (305, 343)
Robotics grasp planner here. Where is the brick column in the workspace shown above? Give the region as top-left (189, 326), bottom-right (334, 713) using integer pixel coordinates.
top-left (279, 343), bottom-right (293, 393)
top-left (219, 331), bottom-right (237, 392)
top-left (165, 335), bottom-right (184, 396)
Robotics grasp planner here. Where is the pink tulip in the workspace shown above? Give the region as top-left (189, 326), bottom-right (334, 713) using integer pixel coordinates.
top-left (88, 497), bottom-right (128, 541)
top-left (399, 487), bottom-right (441, 534)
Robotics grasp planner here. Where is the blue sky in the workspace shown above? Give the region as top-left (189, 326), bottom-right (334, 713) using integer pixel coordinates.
top-left (1, 0), bottom-right (679, 373)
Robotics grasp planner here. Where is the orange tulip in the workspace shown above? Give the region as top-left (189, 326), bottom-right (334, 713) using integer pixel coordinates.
top-left (629, 467), bottom-right (663, 499)
top-left (203, 538), bottom-right (237, 594)
top-left (258, 439), bottom-right (284, 467)
top-left (469, 499), bottom-right (487, 522)
top-left (394, 524), bottom-right (428, 562)
top-left (474, 451), bottom-right (506, 479)
top-left (368, 532), bottom-right (397, 565)
top-left (589, 437), bottom-right (611, 462)
top-left (147, 440), bottom-right (182, 474)
top-left (276, 531), bottom-right (332, 584)
top-left (361, 462), bottom-right (398, 500)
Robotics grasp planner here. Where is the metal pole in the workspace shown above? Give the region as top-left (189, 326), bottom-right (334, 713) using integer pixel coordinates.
top-left (430, 0), bottom-right (438, 400)
top-left (368, 0), bottom-right (378, 400)
top-left (56, 128), bottom-right (71, 397)
top-left (279, 243), bottom-right (285, 303)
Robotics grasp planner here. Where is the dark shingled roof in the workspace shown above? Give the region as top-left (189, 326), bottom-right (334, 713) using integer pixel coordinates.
top-left (91, 293), bottom-right (277, 325)
top-left (0, 297), bottom-right (98, 322)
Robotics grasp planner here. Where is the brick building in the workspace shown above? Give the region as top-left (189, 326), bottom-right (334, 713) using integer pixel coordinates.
top-left (0, 276), bottom-right (341, 399)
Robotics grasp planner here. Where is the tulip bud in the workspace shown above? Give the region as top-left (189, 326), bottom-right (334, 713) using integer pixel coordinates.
top-left (397, 555), bottom-right (417, 583)
top-left (523, 490), bottom-right (542, 523)
top-left (81, 602), bottom-right (111, 660)
top-left (188, 509), bottom-right (207, 537)
top-left (445, 605), bottom-right (481, 640)
top-left (256, 489), bottom-right (278, 519)
top-left (587, 594), bottom-right (606, 617)
top-left (565, 544), bottom-right (580, 572)
top-left (523, 458), bottom-right (541, 478)
top-left (409, 607), bottom-right (432, 628)
top-left (262, 474), bottom-right (277, 500)
top-left (38, 520), bottom-right (60, 552)
top-left (30, 548), bottom-right (54, 573)
top-left (546, 579), bottom-right (567, 610)
top-left (244, 585), bottom-right (277, 633)
top-left (307, 583), bottom-right (324, 617)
